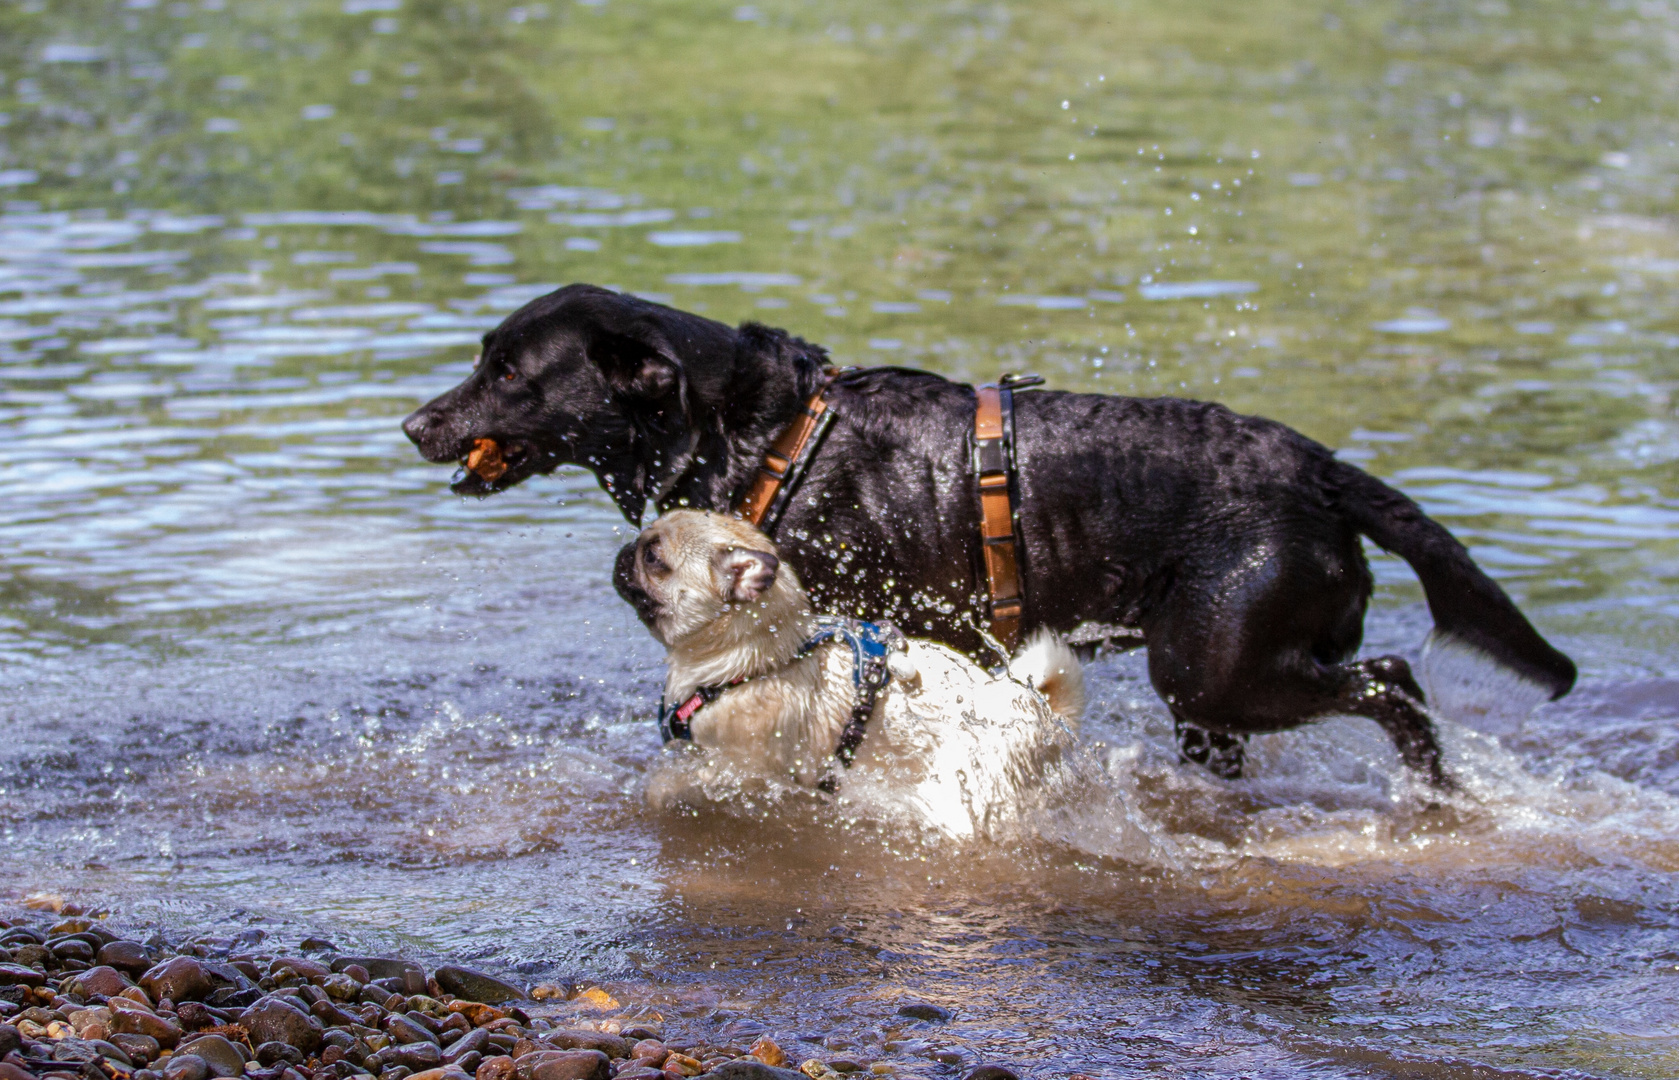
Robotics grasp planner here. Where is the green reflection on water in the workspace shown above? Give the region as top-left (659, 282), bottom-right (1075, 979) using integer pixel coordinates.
top-left (2, 0), bottom-right (1676, 636)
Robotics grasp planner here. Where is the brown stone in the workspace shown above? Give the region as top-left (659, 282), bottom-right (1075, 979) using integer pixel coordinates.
top-left (109, 1007), bottom-right (183, 1048)
top-left (71, 966), bottom-right (131, 999)
top-left (114, 987), bottom-right (153, 1008)
top-left (96, 942), bottom-right (154, 978)
top-left (475, 1056), bottom-right (516, 1080)
top-left (445, 1004), bottom-right (506, 1029)
top-left (140, 959), bottom-right (215, 1005)
top-left (269, 959), bottom-right (331, 982)
top-left (109, 1033), bottom-right (160, 1065)
top-left (748, 1040), bottom-right (786, 1069)
top-left (630, 1042), bottom-right (668, 1068)
top-left (514, 1051), bottom-right (609, 1080)
top-left (0, 966), bottom-right (44, 989)
top-left (389, 1042), bottom-right (442, 1071)
top-left (540, 1032), bottom-right (628, 1059)
top-left (0, 1063), bottom-right (33, 1080)
top-left (238, 996), bottom-right (323, 1055)
top-left (662, 1053), bottom-right (702, 1078)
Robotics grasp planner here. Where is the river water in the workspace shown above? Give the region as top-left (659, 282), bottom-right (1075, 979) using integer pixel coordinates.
top-left (4, 0), bottom-right (1679, 1076)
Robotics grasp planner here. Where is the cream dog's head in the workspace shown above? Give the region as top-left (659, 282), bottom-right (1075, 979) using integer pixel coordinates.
top-left (613, 509), bottom-right (809, 651)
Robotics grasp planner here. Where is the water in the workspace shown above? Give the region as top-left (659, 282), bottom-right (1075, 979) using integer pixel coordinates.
top-left (4, 0), bottom-right (1679, 1075)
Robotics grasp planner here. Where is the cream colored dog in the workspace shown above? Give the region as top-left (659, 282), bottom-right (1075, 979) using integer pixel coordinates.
top-left (613, 509), bottom-right (1085, 838)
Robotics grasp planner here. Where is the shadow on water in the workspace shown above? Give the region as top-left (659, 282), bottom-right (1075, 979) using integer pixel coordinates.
top-left (2, 0), bottom-right (1679, 1075)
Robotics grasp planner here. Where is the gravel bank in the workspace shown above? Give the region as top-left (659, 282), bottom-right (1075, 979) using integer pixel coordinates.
top-left (0, 906), bottom-right (1024, 1080)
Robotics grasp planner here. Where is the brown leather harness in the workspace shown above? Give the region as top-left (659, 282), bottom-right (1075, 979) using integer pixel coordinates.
top-left (733, 369), bottom-right (839, 533)
top-left (971, 373), bottom-right (1041, 651)
top-left (733, 368), bottom-right (1040, 655)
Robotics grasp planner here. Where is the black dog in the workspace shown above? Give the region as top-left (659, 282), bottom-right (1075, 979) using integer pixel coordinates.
top-left (403, 284), bottom-right (1576, 785)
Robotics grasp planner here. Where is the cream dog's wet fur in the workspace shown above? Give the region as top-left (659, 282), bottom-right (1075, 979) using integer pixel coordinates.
top-left (614, 510), bottom-right (1085, 837)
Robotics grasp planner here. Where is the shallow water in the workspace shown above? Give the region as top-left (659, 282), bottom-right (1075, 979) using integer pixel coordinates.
top-left (3, 0), bottom-right (1679, 1076)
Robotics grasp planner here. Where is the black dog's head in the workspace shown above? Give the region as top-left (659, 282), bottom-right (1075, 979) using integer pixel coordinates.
top-left (401, 284), bottom-right (739, 517)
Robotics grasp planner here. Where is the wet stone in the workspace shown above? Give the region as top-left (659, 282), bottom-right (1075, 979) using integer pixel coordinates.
top-left (386, 1015), bottom-right (438, 1047)
top-left (442, 1028), bottom-right (489, 1065)
top-left (109, 1033), bottom-right (160, 1065)
top-left (961, 1068), bottom-right (1019, 1080)
top-left (11, 946), bottom-right (49, 970)
top-left (0, 965), bottom-right (45, 988)
top-left (0, 1064), bottom-right (31, 1080)
top-left (704, 1064), bottom-right (809, 1080)
top-left (474, 1056), bottom-right (515, 1080)
top-left (389, 1042), bottom-right (443, 1072)
top-left (431, 968), bottom-right (524, 1007)
top-left (894, 1003), bottom-right (951, 1023)
top-left (540, 1031), bottom-right (628, 1059)
top-left (179, 1034), bottom-right (245, 1078)
top-left (162, 1054), bottom-right (210, 1080)
top-left (513, 1050), bottom-right (609, 1080)
top-left (256, 1042), bottom-right (307, 1068)
top-left (322, 975), bottom-right (362, 1002)
top-left (332, 959), bottom-right (426, 992)
top-left (141, 959), bottom-right (215, 1004)
top-left (70, 966), bottom-right (130, 999)
top-left (240, 995), bottom-right (325, 1054)
top-left (97, 942), bottom-right (154, 977)
top-left (51, 940), bottom-right (95, 964)
top-left (110, 1006), bottom-right (183, 1048)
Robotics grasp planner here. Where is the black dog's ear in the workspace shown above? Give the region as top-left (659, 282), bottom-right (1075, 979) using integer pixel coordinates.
top-left (589, 325), bottom-right (684, 404)
top-left (717, 548), bottom-right (779, 603)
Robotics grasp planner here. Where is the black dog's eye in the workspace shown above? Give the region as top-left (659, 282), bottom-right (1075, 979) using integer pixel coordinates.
top-left (502, 368), bottom-right (517, 382)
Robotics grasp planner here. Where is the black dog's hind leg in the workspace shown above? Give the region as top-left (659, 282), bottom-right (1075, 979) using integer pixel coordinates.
top-left (1340, 656), bottom-right (1452, 790)
top-left (1173, 714), bottom-right (1248, 780)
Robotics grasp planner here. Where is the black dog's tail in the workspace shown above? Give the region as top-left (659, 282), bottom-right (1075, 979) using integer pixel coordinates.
top-left (1332, 460), bottom-right (1576, 699)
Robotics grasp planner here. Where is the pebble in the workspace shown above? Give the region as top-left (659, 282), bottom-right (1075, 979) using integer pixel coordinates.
top-left (432, 968), bottom-right (524, 1007)
top-left (240, 995), bottom-right (325, 1054)
top-left (540, 1031), bottom-right (628, 1059)
top-left (70, 966), bottom-right (129, 999)
top-left (387, 1015), bottom-right (440, 1047)
top-left (141, 959), bottom-right (216, 1005)
top-left (388, 1042), bottom-right (443, 1071)
top-left (961, 1067), bottom-right (1020, 1080)
top-left (0, 965), bottom-right (45, 988)
top-left (894, 1002), bottom-right (951, 1023)
top-left (97, 941), bottom-right (154, 976)
top-left (255, 1042), bottom-right (306, 1067)
top-left (109, 1005), bottom-right (183, 1048)
top-left (110, 1032), bottom-right (161, 1064)
top-left (161, 1053), bottom-right (209, 1080)
top-left (178, 1033), bottom-right (246, 1078)
top-left (512, 1050), bottom-right (609, 1080)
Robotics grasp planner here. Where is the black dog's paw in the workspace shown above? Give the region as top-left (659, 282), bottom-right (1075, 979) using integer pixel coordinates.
top-left (1173, 717), bottom-right (1248, 780)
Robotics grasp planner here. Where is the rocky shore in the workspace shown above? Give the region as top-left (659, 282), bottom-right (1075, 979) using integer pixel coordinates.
top-left (0, 907), bottom-right (1020, 1080)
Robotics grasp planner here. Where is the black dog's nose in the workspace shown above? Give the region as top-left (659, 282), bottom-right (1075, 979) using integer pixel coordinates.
top-left (401, 408), bottom-right (431, 445)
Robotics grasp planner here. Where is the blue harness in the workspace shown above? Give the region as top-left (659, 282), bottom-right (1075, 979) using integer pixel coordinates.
top-left (658, 616), bottom-right (904, 775)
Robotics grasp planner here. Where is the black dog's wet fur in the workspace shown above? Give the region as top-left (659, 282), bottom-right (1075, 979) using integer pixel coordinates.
top-left (404, 285), bottom-right (1578, 785)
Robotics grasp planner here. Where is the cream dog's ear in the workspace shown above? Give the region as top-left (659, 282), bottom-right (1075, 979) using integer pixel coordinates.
top-left (716, 547), bottom-right (779, 602)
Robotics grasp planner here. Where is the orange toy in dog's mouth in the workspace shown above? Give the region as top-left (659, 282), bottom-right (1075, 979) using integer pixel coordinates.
top-left (465, 438), bottom-right (508, 482)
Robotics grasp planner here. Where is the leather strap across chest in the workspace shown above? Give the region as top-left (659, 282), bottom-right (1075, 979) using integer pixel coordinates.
top-left (973, 373), bottom-right (1040, 652)
top-left (734, 369), bottom-right (839, 531)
